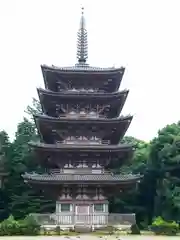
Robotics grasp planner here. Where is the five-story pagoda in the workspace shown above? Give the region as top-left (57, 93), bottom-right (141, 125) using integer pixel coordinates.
top-left (23, 9), bottom-right (141, 227)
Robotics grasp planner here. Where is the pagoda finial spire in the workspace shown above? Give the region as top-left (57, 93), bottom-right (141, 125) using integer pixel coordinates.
top-left (76, 7), bottom-right (88, 65)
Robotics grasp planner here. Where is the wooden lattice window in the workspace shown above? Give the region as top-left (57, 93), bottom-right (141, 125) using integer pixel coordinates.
top-left (94, 203), bottom-right (104, 212)
top-left (60, 203), bottom-right (71, 212)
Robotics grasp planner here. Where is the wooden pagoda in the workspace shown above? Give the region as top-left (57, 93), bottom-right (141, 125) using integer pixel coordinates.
top-left (22, 8), bottom-right (141, 228)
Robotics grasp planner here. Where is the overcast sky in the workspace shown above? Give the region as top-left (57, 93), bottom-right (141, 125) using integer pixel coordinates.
top-left (0, 0), bottom-right (180, 142)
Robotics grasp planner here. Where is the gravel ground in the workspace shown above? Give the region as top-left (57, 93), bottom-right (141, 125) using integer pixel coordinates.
top-left (0, 236), bottom-right (179, 240)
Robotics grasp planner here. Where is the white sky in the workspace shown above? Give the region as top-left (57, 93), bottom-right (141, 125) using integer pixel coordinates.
top-left (0, 0), bottom-right (180, 142)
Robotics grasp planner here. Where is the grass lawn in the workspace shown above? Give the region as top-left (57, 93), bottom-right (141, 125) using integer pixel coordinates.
top-left (0, 236), bottom-right (180, 240)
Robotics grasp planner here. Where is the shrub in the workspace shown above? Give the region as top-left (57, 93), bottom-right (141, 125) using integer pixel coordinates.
top-left (0, 215), bottom-right (40, 236)
top-left (151, 216), bottom-right (179, 236)
top-left (21, 215), bottom-right (40, 235)
top-left (130, 224), bottom-right (141, 234)
top-left (0, 215), bottom-right (21, 236)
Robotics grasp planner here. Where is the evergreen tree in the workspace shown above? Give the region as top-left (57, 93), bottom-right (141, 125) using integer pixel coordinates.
top-left (149, 122), bottom-right (180, 221)
top-left (0, 130), bottom-right (11, 220)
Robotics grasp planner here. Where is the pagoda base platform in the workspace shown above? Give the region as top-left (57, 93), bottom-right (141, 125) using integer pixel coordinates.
top-left (31, 212), bottom-right (136, 231)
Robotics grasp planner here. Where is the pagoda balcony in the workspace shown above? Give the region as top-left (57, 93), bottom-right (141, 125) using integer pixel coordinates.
top-left (61, 88), bottom-right (104, 93)
top-left (57, 113), bottom-right (107, 119)
top-left (57, 139), bottom-right (110, 145)
top-left (49, 168), bottom-right (108, 175)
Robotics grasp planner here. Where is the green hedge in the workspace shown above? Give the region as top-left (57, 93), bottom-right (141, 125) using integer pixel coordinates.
top-left (0, 215), bottom-right (40, 236)
top-left (151, 216), bottom-right (179, 236)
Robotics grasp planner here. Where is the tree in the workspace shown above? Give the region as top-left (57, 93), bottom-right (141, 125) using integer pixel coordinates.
top-left (5, 118), bottom-right (54, 219)
top-left (121, 136), bottom-right (149, 174)
top-left (5, 119), bottom-right (38, 218)
top-left (25, 98), bottom-right (42, 120)
top-left (148, 122), bottom-right (180, 221)
top-left (0, 131), bottom-right (11, 221)
top-left (109, 136), bottom-right (150, 227)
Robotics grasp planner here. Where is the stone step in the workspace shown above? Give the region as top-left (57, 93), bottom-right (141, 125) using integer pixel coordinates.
top-left (74, 225), bottom-right (92, 233)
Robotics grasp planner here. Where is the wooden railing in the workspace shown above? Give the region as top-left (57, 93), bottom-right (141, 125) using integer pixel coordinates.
top-left (31, 213), bottom-right (136, 227)
top-left (60, 89), bottom-right (105, 93)
top-left (57, 140), bottom-right (110, 145)
top-left (49, 168), bottom-right (106, 174)
top-left (58, 114), bottom-right (107, 119)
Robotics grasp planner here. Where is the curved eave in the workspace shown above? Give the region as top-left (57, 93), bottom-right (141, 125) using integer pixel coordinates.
top-left (23, 179), bottom-right (141, 185)
top-left (29, 142), bottom-right (134, 152)
top-left (22, 173), bottom-right (142, 185)
top-left (38, 87), bottom-right (128, 98)
top-left (34, 114), bottom-right (133, 125)
top-left (41, 64), bottom-right (125, 74)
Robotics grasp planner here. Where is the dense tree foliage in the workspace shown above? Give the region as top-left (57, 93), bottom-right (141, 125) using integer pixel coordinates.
top-left (0, 100), bottom-right (180, 227)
